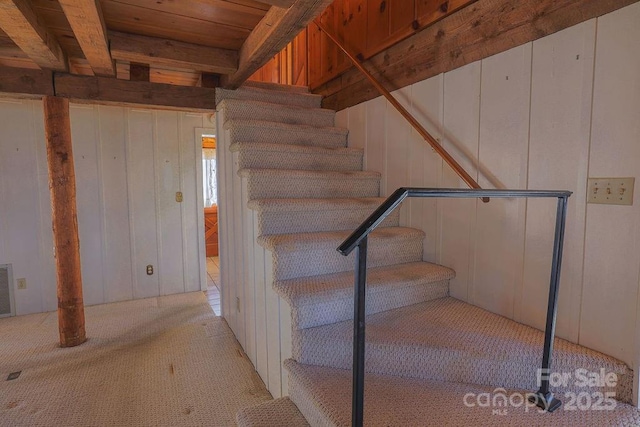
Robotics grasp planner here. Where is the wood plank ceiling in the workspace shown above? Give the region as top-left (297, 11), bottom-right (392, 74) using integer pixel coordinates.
top-left (0, 0), bottom-right (332, 109)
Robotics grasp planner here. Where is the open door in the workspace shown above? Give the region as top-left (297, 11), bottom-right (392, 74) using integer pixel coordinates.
top-left (202, 135), bottom-right (218, 257)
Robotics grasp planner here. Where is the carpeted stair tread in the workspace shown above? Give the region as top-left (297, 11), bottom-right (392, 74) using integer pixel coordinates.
top-left (219, 99), bottom-right (335, 127)
top-left (275, 261), bottom-right (454, 330)
top-left (230, 142), bottom-right (362, 171)
top-left (294, 296), bottom-right (633, 403)
top-left (236, 397), bottom-right (310, 427)
top-left (216, 86), bottom-right (321, 108)
top-left (285, 360), bottom-right (640, 427)
top-left (241, 80), bottom-right (310, 93)
top-left (259, 227), bottom-right (425, 281)
top-left (226, 119), bottom-right (348, 148)
top-left (248, 197), bottom-right (399, 235)
top-left (240, 169), bottom-right (380, 200)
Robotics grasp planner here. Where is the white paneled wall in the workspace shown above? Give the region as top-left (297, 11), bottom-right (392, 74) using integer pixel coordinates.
top-left (341, 4), bottom-right (640, 376)
top-left (0, 100), bottom-right (207, 315)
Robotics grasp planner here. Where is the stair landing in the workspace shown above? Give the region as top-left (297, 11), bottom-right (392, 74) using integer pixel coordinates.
top-left (294, 296), bottom-right (633, 403)
top-left (285, 360), bottom-right (640, 427)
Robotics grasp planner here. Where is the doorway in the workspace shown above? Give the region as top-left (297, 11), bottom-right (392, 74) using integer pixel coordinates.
top-left (203, 135), bottom-right (218, 258)
top-left (197, 126), bottom-right (221, 316)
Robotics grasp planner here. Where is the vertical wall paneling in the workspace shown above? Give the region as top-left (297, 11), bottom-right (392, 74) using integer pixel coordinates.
top-left (127, 110), bottom-right (160, 299)
top-left (386, 87), bottom-right (412, 226)
top-left (98, 106), bottom-right (134, 303)
top-left (70, 105), bottom-right (105, 306)
top-left (473, 44), bottom-right (532, 318)
top-left (280, 300), bottom-right (292, 396)
top-left (335, 109), bottom-right (348, 130)
top-left (243, 178), bottom-right (257, 366)
top-left (409, 75), bottom-right (444, 262)
top-left (253, 212), bottom-right (269, 383)
top-left (0, 101), bottom-right (205, 316)
top-left (0, 100), bottom-right (45, 314)
top-left (308, 22), bottom-right (322, 87)
top-left (522, 21), bottom-right (596, 340)
top-left (264, 255), bottom-right (282, 397)
top-left (33, 102), bottom-right (57, 312)
top-left (232, 150), bottom-right (246, 347)
top-left (347, 102), bottom-right (366, 153)
top-left (580, 3), bottom-right (640, 367)
top-left (365, 97), bottom-right (386, 195)
top-left (155, 111), bottom-right (185, 295)
top-left (342, 0), bottom-right (367, 59)
top-left (439, 62), bottom-right (481, 302)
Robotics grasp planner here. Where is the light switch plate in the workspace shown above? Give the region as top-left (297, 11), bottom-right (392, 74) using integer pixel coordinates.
top-left (587, 177), bottom-right (634, 205)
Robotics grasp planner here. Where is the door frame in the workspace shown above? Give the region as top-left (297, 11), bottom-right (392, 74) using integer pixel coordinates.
top-left (195, 127), bottom-right (216, 291)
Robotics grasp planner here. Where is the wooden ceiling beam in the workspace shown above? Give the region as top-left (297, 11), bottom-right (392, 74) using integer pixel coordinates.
top-left (0, 67), bottom-right (54, 96)
top-left (221, 0), bottom-right (333, 88)
top-left (109, 31), bottom-right (238, 75)
top-left (0, 0), bottom-right (67, 71)
top-left (0, 66), bottom-right (216, 111)
top-left (57, 0), bottom-right (114, 76)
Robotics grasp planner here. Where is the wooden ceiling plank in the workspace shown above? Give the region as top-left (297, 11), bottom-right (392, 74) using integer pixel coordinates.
top-left (57, 0), bottom-right (114, 76)
top-left (109, 31), bottom-right (238, 75)
top-left (99, 0), bottom-right (266, 30)
top-left (0, 0), bottom-right (67, 71)
top-left (221, 0), bottom-right (333, 88)
top-left (101, 2), bottom-right (250, 50)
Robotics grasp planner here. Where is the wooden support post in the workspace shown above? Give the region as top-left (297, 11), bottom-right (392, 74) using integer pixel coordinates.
top-left (43, 96), bottom-right (87, 348)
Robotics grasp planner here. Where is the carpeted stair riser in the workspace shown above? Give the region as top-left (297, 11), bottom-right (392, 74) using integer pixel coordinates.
top-left (284, 360), bottom-right (640, 427)
top-left (240, 169), bottom-right (380, 200)
top-left (227, 120), bottom-right (348, 148)
top-left (276, 262), bottom-right (454, 330)
top-left (236, 397), bottom-right (310, 427)
top-left (220, 99), bottom-right (336, 127)
top-left (249, 198), bottom-right (399, 235)
top-left (231, 142), bottom-right (363, 171)
top-left (292, 297), bottom-right (633, 404)
top-left (259, 227), bottom-right (425, 281)
top-left (216, 86), bottom-right (322, 108)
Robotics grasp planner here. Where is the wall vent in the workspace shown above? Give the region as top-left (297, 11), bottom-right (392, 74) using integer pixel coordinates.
top-left (0, 264), bottom-right (14, 318)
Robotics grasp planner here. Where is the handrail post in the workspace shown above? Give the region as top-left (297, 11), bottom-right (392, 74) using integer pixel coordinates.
top-left (352, 236), bottom-right (367, 427)
top-left (530, 195), bottom-right (569, 412)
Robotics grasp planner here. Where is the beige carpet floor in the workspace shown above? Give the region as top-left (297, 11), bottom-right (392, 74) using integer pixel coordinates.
top-left (0, 292), bottom-right (272, 426)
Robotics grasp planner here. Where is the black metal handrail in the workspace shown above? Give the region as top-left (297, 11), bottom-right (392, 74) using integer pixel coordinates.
top-left (337, 187), bottom-right (572, 427)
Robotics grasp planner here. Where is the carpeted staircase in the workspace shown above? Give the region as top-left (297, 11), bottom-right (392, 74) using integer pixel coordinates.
top-left (216, 82), bottom-right (640, 426)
